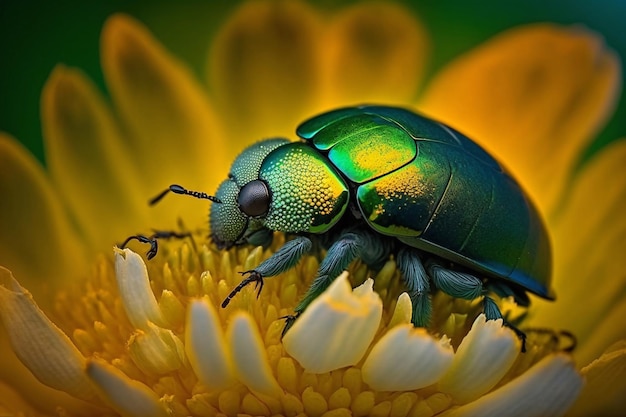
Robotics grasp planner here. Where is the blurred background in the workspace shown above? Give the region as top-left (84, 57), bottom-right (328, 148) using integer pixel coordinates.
top-left (1, 0), bottom-right (624, 165)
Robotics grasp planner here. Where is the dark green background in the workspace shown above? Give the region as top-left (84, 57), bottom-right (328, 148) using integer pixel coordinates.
top-left (1, 0), bottom-right (624, 166)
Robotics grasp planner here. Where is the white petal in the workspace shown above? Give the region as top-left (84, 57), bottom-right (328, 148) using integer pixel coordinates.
top-left (443, 354), bottom-right (582, 417)
top-left (86, 359), bottom-right (168, 417)
top-left (114, 248), bottom-right (166, 329)
top-left (0, 267), bottom-right (97, 401)
top-left (128, 322), bottom-right (186, 375)
top-left (362, 324), bottom-right (454, 391)
top-left (439, 314), bottom-right (519, 403)
top-left (283, 274), bottom-right (382, 373)
top-left (227, 312), bottom-right (281, 396)
top-left (185, 299), bottom-right (235, 389)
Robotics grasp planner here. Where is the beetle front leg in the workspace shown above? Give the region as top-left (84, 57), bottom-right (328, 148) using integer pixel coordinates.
top-left (221, 236), bottom-right (312, 308)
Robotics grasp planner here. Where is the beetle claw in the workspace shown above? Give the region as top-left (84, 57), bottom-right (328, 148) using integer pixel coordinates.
top-left (279, 313), bottom-right (300, 338)
top-left (222, 270), bottom-right (264, 308)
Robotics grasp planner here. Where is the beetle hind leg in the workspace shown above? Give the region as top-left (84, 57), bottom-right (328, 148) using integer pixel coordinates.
top-left (397, 248), bottom-right (432, 327)
top-left (429, 263), bottom-right (528, 351)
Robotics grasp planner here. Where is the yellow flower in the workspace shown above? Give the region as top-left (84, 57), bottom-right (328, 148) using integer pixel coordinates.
top-left (0, 1), bottom-right (624, 416)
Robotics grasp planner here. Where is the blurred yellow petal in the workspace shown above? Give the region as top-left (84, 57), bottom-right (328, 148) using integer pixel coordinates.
top-left (419, 24), bottom-right (620, 214)
top-left (102, 14), bottom-right (226, 229)
top-left (0, 133), bottom-right (86, 292)
top-left (42, 65), bottom-right (150, 252)
top-left (445, 355), bottom-right (582, 417)
top-left (530, 140), bottom-right (626, 365)
top-left (86, 359), bottom-right (168, 417)
top-left (0, 381), bottom-right (46, 416)
top-left (575, 297), bottom-right (626, 370)
top-left (320, 2), bottom-right (428, 107)
top-left (568, 341), bottom-right (626, 417)
top-left (209, 0), bottom-right (322, 140)
top-left (0, 341), bottom-right (104, 417)
top-left (0, 267), bottom-right (97, 402)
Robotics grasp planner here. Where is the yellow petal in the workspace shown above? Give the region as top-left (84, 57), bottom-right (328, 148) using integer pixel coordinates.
top-left (102, 14), bottom-right (226, 228)
top-left (114, 248), bottom-right (166, 329)
top-left (362, 325), bottom-right (453, 391)
top-left (0, 381), bottom-right (46, 415)
top-left (568, 341), bottom-right (626, 417)
top-left (86, 359), bottom-right (168, 417)
top-left (439, 315), bottom-right (520, 404)
top-left (419, 24), bottom-right (620, 214)
top-left (320, 2), bottom-right (428, 107)
top-left (529, 140), bottom-right (626, 365)
top-left (283, 274), bottom-right (382, 374)
top-left (209, 0), bottom-right (322, 141)
top-left (0, 335), bottom-right (104, 417)
top-left (0, 133), bottom-right (87, 294)
top-left (42, 65), bottom-right (150, 251)
top-left (227, 312), bottom-right (282, 396)
top-left (445, 354), bottom-right (582, 417)
top-left (185, 298), bottom-right (235, 390)
top-left (0, 267), bottom-right (97, 402)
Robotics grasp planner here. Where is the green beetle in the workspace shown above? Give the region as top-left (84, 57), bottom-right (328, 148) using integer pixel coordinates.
top-left (126, 105), bottom-right (553, 347)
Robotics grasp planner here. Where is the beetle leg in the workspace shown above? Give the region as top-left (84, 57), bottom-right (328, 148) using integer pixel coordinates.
top-left (523, 328), bottom-right (577, 353)
top-left (293, 231), bottom-right (364, 316)
top-left (279, 313), bottom-right (301, 338)
top-left (397, 248), bottom-right (432, 327)
top-left (119, 235), bottom-right (159, 259)
top-left (119, 230), bottom-right (192, 259)
top-left (484, 292), bottom-right (528, 352)
top-left (221, 236), bottom-right (312, 308)
top-left (502, 321), bottom-right (528, 353)
top-left (428, 263), bottom-right (484, 300)
top-left (221, 271), bottom-right (263, 308)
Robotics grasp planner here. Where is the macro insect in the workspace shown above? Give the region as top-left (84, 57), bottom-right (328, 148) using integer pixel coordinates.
top-left (123, 105), bottom-right (553, 349)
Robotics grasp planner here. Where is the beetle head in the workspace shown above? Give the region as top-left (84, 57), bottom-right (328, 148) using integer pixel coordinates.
top-left (210, 138), bottom-right (289, 248)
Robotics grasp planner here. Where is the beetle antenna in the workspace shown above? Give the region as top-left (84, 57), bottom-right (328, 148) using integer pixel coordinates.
top-left (149, 184), bottom-right (222, 205)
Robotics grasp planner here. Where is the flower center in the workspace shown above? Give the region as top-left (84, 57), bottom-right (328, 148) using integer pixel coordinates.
top-left (48, 237), bottom-right (563, 416)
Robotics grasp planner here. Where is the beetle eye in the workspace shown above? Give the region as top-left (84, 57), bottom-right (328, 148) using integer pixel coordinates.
top-left (237, 180), bottom-right (271, 217)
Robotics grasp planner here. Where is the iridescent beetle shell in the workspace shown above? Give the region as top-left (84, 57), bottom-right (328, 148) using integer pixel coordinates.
top-left (297, 106), bottom-right (553, 298)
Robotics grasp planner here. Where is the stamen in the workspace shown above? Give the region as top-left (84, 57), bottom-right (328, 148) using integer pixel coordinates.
top-left (114, 248), bottom-right (166, 329)
top-left (228, 312), bottom-right (282, 396)
top-left (185, 299), bottom-right (234, 389)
